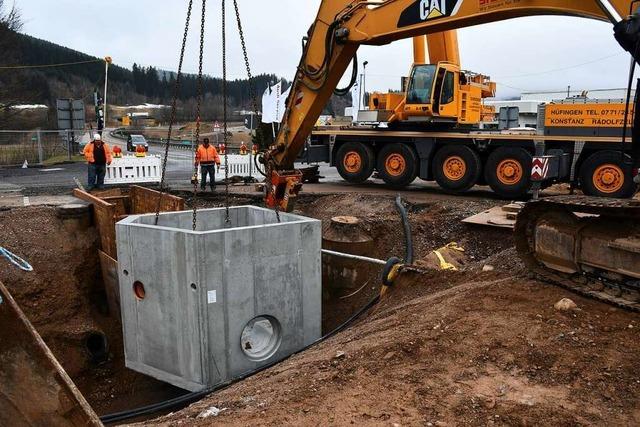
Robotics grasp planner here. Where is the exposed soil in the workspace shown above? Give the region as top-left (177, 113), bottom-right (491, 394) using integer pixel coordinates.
top-left (3, 192), bottom-right (640, 426)
top-left (141, 268), bottom-right (640, 427)
top-left (134, 193), bottom-right (640, 427)
top-left (186, 192), bottom-right (513, 333)
top-left (0, 206), bottom-right (184, 415)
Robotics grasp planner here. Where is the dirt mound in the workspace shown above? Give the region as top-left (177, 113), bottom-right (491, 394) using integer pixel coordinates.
top-left (297, 193), bottom-right (513, 263)
top-left (144, 267), bottom-right (640, 426)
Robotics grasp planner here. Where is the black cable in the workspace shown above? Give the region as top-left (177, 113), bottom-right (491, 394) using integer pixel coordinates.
top-left (622, 41), bottom-right (639, 144)
top-left (254, 151), bottom-right (267, 177)
top-left (334, 53), bottom-right (359, 96)
top-left (395, 195), bottom-right (414, 264)
top-left (100, 293), bottom-right (380, 424)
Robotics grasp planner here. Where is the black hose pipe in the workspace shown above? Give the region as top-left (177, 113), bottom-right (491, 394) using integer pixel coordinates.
top-left (395, 195), bottom-right (414, 264)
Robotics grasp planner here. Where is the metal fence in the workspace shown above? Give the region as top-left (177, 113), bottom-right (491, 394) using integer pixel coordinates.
top-left (0, 130), bottom-right (88, 167)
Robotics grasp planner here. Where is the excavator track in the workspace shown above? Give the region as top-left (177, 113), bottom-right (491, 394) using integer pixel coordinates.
top-left (515, 195), bottom-right (640, 312)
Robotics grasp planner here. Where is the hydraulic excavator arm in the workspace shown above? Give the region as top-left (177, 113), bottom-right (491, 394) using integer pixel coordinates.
top-left (265, 0), bottom-right (637, 210)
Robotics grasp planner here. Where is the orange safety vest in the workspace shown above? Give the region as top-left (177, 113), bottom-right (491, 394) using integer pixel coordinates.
top-left (84, 142), bottom-right (113, 164)
top-left (196, 144), bottom-right (221, 165)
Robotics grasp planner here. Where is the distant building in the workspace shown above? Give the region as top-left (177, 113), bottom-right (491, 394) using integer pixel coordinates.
top-left (522, 88), bottom-right (635, 102)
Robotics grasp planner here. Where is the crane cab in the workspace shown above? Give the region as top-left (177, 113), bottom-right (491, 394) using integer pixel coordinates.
top-left (369, 62), bottom-right (496, 127)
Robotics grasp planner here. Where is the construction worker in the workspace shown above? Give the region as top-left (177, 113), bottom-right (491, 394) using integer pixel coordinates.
top-left (195, 137), bottom-right (221, 191)
top-left (83, 134), bottom-right (113, 191)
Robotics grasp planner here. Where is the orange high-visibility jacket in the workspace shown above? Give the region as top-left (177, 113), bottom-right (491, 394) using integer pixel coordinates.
top-left (83, 142), bottom-right (113, 164)
top-left (195, 144), bottom-right (221, 165)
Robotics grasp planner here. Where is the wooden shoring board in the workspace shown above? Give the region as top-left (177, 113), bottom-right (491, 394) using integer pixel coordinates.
top-left (462, 203), bottom-right (525, 230)
top-left (99, 250), bottom-right (121, 321)
top-left (73, 189), bottom-right (119, 259)
top-left (130, 185), bottom-right (185, 214)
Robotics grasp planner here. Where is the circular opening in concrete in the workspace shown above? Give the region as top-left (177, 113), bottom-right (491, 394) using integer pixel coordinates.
top-left (85, 332), bottom-right (109, 364)
top-left (190, 283), bottom-right (197, 290)
top-left (133, 281), bottom-right (146, 300)
top-left (240, 316), bottom-right (282, 362)
top-left (123, 270), bottom-right (129, 276)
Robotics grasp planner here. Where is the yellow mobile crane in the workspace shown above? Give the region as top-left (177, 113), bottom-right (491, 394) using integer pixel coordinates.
top-left (261, 0), bottom-right (640, 309)
top-left (367, 32), bottom-right (496, 126)
top-left (263, 0), bottom-right (638, 201)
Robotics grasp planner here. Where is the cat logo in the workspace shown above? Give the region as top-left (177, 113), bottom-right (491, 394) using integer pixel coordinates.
top-left (398, 0), bottom-right (464, 27)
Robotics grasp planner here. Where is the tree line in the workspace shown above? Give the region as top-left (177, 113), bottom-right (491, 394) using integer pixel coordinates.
top-left (0, 1), bottom-right (353, 128)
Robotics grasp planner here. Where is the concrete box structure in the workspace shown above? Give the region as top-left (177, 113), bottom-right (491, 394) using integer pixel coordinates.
top-left (116, 206), bottom-right (322, 391)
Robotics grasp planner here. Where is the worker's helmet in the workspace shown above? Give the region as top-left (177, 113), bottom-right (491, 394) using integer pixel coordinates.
top-left (94, 134), bottom-right (102, 141)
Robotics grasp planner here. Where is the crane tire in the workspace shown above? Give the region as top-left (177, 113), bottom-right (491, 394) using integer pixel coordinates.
top-left (377, 143), bottom-right (418, 189)
top-left (432, 145), bottom-right (482, 193)
top-left (485, 147), bottom-right (533, 199)
top-left (336, 142), bottom-right (376, 184)
top-left (580, 151), bottom-right (636, 199)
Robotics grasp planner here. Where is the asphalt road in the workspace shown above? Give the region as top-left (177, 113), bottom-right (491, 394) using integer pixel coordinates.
top-left (0, 129), bottom-right (569, 201)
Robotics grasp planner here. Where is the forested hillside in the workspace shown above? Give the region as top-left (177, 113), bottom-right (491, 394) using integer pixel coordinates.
top-left (1, 22), bottom-right (352, 127)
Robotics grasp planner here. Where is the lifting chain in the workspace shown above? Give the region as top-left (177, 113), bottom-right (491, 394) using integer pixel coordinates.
top-left (231, 0), bottom-right (281, 223)
top-left (232, 0), bottom-right (259, 119)
top-left (222, 0), bottom-right (231, 224)
top-left (157, 0), bottom-right (277, 226)
top-left (191, 0), bottom-right (207, 231)
top-left (155, 0), bottom-right (194, 225)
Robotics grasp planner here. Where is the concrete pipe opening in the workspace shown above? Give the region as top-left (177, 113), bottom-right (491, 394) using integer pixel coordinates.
top-left (85, 332), bottom-right (109, 364)
top-left (240, 316), bottom-right (282, 362)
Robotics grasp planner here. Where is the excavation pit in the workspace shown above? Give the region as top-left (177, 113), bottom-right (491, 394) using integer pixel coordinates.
top-left (116, 206), bottom-right (322, 392)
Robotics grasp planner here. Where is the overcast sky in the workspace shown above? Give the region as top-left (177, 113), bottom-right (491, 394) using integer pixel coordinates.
top-left (15, 0), bottom-right (634, 99)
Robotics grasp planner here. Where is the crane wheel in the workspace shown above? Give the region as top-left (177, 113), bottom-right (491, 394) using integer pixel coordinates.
top-left (336, 142), bottom-right (375, 183)
top-left (580, 151), bottom-right (636, 198)
top-left (485, 147), bottom-right (533, 199)
top-left (432, 145), bottom-right (482, 193)
top-left (377, 143), bottom-right (418, 189)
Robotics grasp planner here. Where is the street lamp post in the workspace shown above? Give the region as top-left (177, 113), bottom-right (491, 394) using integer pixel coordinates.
top-left (362, 61), bottom-right (369, 110)
top-left (103, 56), bottom-right (112, 132)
